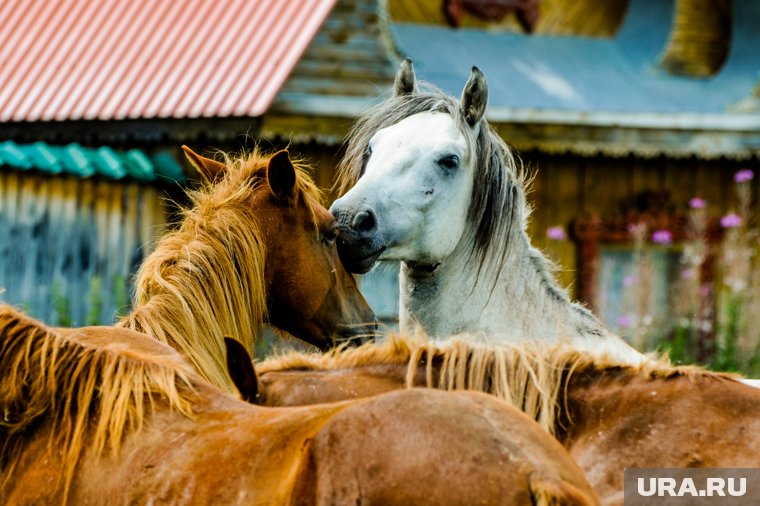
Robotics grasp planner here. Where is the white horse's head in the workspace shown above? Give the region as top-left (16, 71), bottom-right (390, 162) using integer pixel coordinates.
top-left (332, 60), bottom-right (522, 275)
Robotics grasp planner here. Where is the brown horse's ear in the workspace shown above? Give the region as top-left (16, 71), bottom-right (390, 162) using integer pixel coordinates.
top-left (460, 66), bottom-right (488, 127)
top-left (267, 150), bottom-right (296, 203)
top-left (224, 337), bottom-right (259, 403)
top-left (394, 57), bottom-right (418, 97)
top-left (182, 145), bottom-right (227, 184)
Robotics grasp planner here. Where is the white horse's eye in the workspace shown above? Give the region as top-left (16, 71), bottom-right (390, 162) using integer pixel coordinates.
top-left (437, 155), bottom-right (459, 171)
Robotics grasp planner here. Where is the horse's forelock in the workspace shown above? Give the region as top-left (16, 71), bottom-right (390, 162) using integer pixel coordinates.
top-left (224, 150), bottom-right (326, 232)
top-left (197, 149), bottom-right (325, 210)
top-left (335, 86), bottom-right (460, 196)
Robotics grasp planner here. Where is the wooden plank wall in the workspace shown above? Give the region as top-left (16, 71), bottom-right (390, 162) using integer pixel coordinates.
top-left (0, 171), bottom-right (168, 326)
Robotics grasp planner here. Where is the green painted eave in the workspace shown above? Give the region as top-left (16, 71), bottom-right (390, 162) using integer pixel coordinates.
top-left (0, 141), bottom-right (186, 184)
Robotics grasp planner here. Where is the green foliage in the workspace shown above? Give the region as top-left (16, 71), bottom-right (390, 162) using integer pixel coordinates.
top-left (52, 281), bottom-right (72, 327)
top-left (662, 323), bottom-right (696, 366)
top-left (659, 295), bottom-right (760, 376)
top-left (112, 274), bottom-right (130, 319)
top-left (712, 295), bottom-right (741, 372)
top-left (707, 294), bottom-right (760, 375)
top-left (86, 276), bottom-right (102, 326)
top-left (42, 274), bottom-right (132, 328)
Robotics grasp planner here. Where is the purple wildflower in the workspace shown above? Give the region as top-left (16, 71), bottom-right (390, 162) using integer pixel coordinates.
top-left (735, 169), bottom-right (754, 183)
top-left (689, 197), bottom-right (706, 209)
top-left (617, 314), bottom-right (632, 329)
top-left (546, 226), bottom-right (567, 241)
top-left (623, 275), bottom-right (636, 287)
top-left (651, 229), bottom-right (672, 245)
top-left (720, 213), bottom-right (742, 228)
top-left (680, 268), bottom-right (696, 280)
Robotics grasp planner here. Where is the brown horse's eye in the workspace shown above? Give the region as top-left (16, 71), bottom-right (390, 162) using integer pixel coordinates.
top-left (321, 225), bottom-right (338, 246)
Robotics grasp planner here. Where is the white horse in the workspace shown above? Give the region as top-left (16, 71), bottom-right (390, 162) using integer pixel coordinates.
top-left (330, 59), bottom-right (643, 364)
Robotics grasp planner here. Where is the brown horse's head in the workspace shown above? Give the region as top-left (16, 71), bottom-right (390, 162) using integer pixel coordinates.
top-left (183, 147), bottom-right (376, 351)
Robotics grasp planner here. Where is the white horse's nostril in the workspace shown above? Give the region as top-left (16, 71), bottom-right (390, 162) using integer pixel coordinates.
top-left (352, 210), bottom-right (377, 235)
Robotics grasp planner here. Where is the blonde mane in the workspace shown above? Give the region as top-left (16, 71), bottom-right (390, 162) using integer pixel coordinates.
top-left (0, 305), bottom-right (196, 501)
top-left (259, 333), bottom-right (735, 434)
top-left (118, 149), bottom-right (323, 392)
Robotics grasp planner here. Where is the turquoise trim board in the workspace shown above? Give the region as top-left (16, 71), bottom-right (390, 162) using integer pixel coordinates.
top-left (0, 141), bottom-right (186, 183)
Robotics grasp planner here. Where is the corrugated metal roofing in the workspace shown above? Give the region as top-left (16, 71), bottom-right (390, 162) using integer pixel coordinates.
top-left (0, 0), bottom-right (337, 122)
top-left (0, 141), bottom-right (185, 183)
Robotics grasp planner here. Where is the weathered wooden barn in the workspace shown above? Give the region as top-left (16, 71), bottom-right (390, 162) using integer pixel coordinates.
top-left (0, 141), bottom-right (183, 325)
top-left (1, 0), bottom-right (758, 335)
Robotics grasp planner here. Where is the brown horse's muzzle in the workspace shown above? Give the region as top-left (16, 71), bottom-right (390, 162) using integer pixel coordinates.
top-left (334, 317), bottom-right (378, 348)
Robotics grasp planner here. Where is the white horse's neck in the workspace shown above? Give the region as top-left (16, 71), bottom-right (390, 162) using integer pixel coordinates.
top-left (399, 228), bottom-right (643, 364)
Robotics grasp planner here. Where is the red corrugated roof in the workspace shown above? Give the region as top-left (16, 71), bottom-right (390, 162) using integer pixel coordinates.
top-left (0, 0), bottom-right (336, 121)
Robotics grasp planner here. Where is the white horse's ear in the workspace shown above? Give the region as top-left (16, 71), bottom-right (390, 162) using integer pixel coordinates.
top-left (460, 66), bottom-right (488, 127)
top-left (394, 58), bottom-right (418, 97)
top-left (182, 145), bottom-right (227, 184)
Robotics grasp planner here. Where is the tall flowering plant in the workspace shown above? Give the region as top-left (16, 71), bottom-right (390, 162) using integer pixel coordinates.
top-left (665, 169), bottom-right (760, 373)
top-left (712, 169), bottom-right (760, 372)
top-left (667, 196), bottom-right (712, 364)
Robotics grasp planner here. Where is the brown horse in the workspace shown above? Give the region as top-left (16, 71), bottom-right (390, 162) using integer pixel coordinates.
top-left (0, 306), bottom-right (598, 506)
top-left (115, 147), bottom-right (376, 391)
top-left (248, 335), bottom-right (760, 505)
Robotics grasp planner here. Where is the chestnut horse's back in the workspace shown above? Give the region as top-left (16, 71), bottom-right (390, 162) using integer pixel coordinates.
top-left (290, 389), bottom-right (599, 506)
